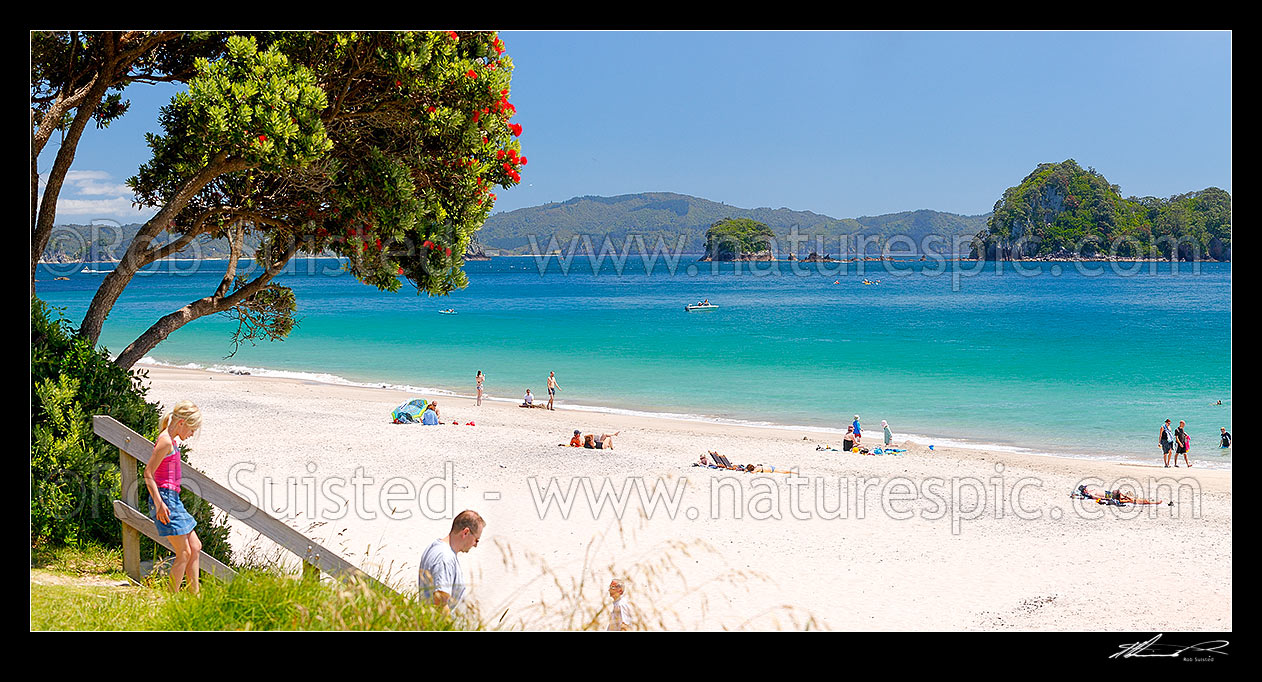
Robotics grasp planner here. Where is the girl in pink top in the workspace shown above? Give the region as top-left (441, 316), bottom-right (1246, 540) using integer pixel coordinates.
top-left (144, 400), bottom-right (203, 594)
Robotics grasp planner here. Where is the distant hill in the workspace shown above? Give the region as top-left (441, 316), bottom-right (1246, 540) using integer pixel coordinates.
top-left (42, 193), bottom-right (989, 262)
top-left (478, 192), bottom-right (989, 255)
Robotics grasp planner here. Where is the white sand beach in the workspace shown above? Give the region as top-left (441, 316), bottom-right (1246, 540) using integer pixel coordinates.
top-left (141, 364), bottom-right (1232, 631)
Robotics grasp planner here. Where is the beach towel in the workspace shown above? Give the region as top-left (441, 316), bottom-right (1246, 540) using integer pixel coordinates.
top-left (392, 398), bottom-right (428, 423)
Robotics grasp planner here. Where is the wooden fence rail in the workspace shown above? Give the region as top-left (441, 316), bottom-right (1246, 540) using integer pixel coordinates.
top-left (93, 415), bottom-right (392, 593)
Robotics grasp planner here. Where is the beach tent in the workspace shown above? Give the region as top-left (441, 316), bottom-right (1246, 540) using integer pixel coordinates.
top-left (392, 398), bottom-right (429, 424)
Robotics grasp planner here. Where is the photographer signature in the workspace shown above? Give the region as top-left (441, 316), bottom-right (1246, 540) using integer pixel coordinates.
top-left (1111, 634), bottom-right (1229, 659)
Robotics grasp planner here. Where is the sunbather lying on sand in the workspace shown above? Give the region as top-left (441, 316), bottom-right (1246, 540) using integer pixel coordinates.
top-left (1073, 484), bottom-right (1170, 506)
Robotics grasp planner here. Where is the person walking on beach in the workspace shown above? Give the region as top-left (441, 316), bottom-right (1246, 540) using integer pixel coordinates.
top-left (1160, 419), bottom-right (1175, 467)
top-left (1220, 427), bottom-right (1232, 448)
top-left (1173, 420), bottom-right (1189, 468)
top-left (852, 415), bottom-right (862, 445)
top-left (607, 578), bottom-right (635, 631)
top-left (476, 371), bottom-right (484, 407)
top-left (547, 371), bottom-right (560, 411)
top-left (144, 400), bottom-right (203, 595)
top-left (418, 510), bottom-right (485, 615)
top-left (882, 420), bottom-right (893, 447)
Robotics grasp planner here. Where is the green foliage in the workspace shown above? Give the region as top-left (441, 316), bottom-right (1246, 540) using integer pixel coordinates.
top-left (152, 571), bottom-right (465, 631)
top-left (973, 160), bottom-right (1231, 259)
top-left (31, 31), bottom-right (229, 139)
top-left (130, 34), bottom-right (332, 202)
top-left (704, 218), bottom-right (776, 260)
top-left (30, 298), bottom-right (233, 565)
top-left (131, 31), bottom-right (523, 304)
top-left (31, 298), bottom-right (160, 548)
top-left (32, 556), bottom-right (466, 631)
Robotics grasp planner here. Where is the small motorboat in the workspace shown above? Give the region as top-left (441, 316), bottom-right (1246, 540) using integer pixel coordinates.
top-left (684, 302), bottom-right (719, 312)
top-left (438, 309), bottom-right (457, 315)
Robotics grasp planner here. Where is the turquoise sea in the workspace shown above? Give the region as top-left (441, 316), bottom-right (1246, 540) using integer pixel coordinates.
top-left (36, 256), bottom-right (1233, 469)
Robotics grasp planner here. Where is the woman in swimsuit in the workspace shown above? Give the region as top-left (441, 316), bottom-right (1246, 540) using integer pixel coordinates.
top-left (476, 371), bottom-right (484, 406)
top-left (583, 432), bottom-right (619, 449)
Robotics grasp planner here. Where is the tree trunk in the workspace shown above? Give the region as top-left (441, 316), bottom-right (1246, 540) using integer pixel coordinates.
top-left (78, 155), bottom-right (249, 344)
top-left (31, 73), bottom-right (112, 290)
top-left (113, 242), bottom-right (298, 369)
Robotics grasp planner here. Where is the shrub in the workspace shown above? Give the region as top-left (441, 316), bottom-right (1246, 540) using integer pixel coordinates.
top-left (31, 297), bottom-right (232, 566)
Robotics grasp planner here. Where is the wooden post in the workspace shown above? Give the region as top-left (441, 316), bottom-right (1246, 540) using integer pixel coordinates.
top-left (119, 444), bottom-right (141, 583)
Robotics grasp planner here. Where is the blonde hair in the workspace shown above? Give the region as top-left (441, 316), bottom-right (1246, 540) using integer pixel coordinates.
top-left (160, 400), bottom-right (202, 434)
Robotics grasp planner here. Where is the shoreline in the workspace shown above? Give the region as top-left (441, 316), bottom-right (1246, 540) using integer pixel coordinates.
top-left (134, 357), bottom-right (1231, 471)
top-left (138, 363), bottom-right (1232, 631)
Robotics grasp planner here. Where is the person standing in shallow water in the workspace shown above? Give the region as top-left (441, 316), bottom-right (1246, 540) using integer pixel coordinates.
top-left (476, 371), bottom-right (484, 407)
top-left (547, 371), bottom-right (560, 411)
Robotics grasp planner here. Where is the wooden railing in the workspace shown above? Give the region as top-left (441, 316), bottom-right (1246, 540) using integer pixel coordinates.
top-left (94, 416), bottom-right (391, 592)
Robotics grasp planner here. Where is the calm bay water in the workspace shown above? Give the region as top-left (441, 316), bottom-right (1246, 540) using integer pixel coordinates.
top-left (36, 256), bottom-right (1232, 468)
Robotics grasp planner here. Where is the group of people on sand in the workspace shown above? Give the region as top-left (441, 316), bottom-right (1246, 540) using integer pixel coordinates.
top-left (1158, 418), bottom-right (1232, 468)
top-left (517, 371), bottom-right (562, 410)
top-left (1159, 418), bottom-right (1193, 467)
top-left (563, 429), bottom-right (619, 449)
top-left (473, 370), bottom-right (565, 411)
top-left (835, 415), bottom-right (894, 452)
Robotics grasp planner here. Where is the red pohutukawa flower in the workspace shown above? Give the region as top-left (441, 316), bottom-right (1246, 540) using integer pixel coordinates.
top-left (520, 156), bottom-right (527, 165)
top-left (259, 134), bottom-right (267, 142)
top-left (447, 31), bottom-right (458, 40)
top-left (509, 123), bottom-right (522, 137)
top-left (466, 69), bottom-right (477, 79)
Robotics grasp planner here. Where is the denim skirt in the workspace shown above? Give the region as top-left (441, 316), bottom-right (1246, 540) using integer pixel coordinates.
top-left (152, 487), bottom-right (197, 537)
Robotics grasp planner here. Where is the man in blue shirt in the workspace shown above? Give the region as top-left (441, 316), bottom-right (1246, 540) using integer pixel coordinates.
top-left (421, 401), bottom-right (442, 425)
top-left (852, 415), bottom-right (862, 443)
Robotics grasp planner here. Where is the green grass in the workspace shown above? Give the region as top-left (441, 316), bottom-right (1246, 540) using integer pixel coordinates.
top-left (31, 544), bottom-right (466, 631)
top-left (154, 570), bottom-right (465, 631)
top-left (31, 582), bottom-right (161, 630)
top-left (31, 542), bottom-right (129, 580)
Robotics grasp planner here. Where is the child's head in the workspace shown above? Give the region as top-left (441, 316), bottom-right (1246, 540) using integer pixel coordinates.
top-left (160, 400), bottom-right (202, 439)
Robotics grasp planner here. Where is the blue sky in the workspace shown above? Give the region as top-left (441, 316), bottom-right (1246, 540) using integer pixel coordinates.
top-left (37, 30), bottom-right (1232, 225)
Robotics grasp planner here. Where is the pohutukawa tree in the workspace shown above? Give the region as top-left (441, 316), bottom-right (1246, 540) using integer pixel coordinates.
top-left (30, 31), bottom-right (230, 289)
top-left (68, 31), bottom-right (525, 369)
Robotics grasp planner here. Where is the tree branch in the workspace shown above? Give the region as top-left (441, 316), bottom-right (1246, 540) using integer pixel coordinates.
top-left (112, 239), bottom-right (300, 369)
